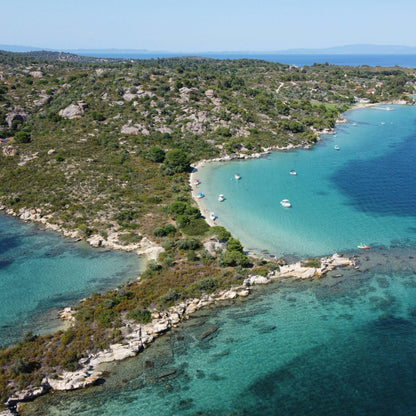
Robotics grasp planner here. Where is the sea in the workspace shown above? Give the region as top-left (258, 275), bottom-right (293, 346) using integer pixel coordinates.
top-left (82, 52), bottom-right (416, 68)
top-left (19, 103), bottom-right (416, 415)
top-left (0, 217), bottom-right (143, 347)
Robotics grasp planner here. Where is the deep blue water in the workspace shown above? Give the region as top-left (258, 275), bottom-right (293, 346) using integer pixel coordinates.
top-left (81, 52), bottom-right (416, 67)
top-left (20, 104), bottom-right (416, 415)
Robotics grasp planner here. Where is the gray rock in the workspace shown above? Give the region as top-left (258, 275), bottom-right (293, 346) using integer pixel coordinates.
top-left (33, 94), bottom-right (51, 107)
top-left (6, 110), bottom-right (28, 129)
top-left (59, 104), bottom-right (83, 119)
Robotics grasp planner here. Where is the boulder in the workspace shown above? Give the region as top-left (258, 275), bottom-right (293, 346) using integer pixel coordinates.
top-left (205, 89), bottom-right (216, 98)
top-left (6, 110), bottom-right (28, 128)
top-left (87, 234), bottom-right (103, 247)
top-left (121, 124), bottom-right (140, 134)
top-left (2, 145), bottom-right (17, 156)
top-left (29, 71), bottom-right (43, 78)
top-left (245, 275), bottom-right (270, 286)
top-left (59, 104), bottom-right (83, 119)
top-left (33, 94), bottom-right (51, 107)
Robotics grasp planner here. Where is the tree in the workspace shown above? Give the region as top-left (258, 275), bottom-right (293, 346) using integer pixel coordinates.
top-left (226, 237), bottom-right (244, 253)
top-left (146, 146), bottom-right (165, 163)
top-left (164, 149), bottom-right (189, 173)
top-left (14, 130), bottom-right (31, 143)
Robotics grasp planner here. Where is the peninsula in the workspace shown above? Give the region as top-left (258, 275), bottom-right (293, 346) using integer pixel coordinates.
top-left (0, 50), bottom-right (415, 413)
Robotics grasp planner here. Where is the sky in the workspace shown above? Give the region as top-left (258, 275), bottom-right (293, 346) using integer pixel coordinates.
top-left (3, 0), bottom-right (416, 52)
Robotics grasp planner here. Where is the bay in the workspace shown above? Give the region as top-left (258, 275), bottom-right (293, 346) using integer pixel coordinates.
top-left (195, 104), bottom-right (416, 260)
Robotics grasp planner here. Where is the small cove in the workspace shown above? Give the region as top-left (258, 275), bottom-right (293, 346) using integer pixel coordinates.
top-left (0, 215), bottom-right (143, 347)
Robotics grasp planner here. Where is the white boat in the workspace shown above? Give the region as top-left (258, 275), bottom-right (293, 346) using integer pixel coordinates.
top-left (194, 178), bottom-right (201, 186)
top-left (209, 212), bottom-right (216, 220)
top-left (235, 173), bottom-right (241, 180)
top-left (218, 194), bottom-right (225, 202)
top-left (290, 170), bottom-right (297, 175)
top-left (280, 199), bottom-right (291, 208)
top-left (334, 145), bottom-right (340, 150)
top-left (196, 192), bottom-right (204, 199)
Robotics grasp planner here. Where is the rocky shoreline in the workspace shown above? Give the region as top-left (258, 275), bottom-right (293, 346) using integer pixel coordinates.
top-left (3, 253), bottom-right (354, 415)
top-left (0, 104), bottom-right (373, 414)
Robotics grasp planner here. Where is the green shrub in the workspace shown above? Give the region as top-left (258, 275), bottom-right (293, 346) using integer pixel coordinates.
top-left (91, 111), bottom-right (106, 121)
top-left (160, 288), bottom-right (180, 305)
top-left (126, 308), bottom-right (152, 323)
top-left (301, 257), bottom-right (321, 268)
top-left (187, 250), bottom-right (198, 261)
top-left (96, 309), bottom-right (117, 327)
top-left (181, 218), bottom-right (209, 235)
top-left (197, 277), bottom-right (219, 293)
top-left (177, 238), bottom-right (201, 250)
top-left (161, 238), bottom-right (175, 250)
top-left (14, 131), bottom-right (31, 143)
top-left (153, 226), bottom-right (167, 237)
top-left (212, 226), bottom-right (231, 242)
top-left (147, 260), bottom-right (162, 271)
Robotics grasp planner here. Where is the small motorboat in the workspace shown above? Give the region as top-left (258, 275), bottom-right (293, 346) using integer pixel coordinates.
top-left (218, 194), bottom-right (225, 202)
top-left (357, 243), bottom-right (370, 250)
top-left (334, 145), bottom-right (340, 150)
top-left (235, 173), bottom-right (241, 180)
top-left (209, 212), bottom-right (216, 220)
top-left (290, 170), bottom-right (297, 175)
top-left (280, 199), bottom-right (292, 208)
top-left (196, 192), bottom-right (204, 199)
top-left (194, 178), bottom-right (201, 185)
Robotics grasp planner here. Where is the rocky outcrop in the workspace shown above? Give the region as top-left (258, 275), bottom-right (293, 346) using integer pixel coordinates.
top-left (2, 145), bottom-right (17, 157)
top-left (120, 123), bottom-right (150, 136)
top-left (33, 94), bottom-right (52, 107)
top-left (29, 71), bottom-right (43, 78)
top-left (6, 110), bottom-right (28, 129)
top-left (59, 102), bottom-right (87, 119)
top-left (3, 251), bottom-right (354, 410)
top-left (6, 384), bottom-right (50, 409)
top-left (243, 253), bottom-right (354, 286)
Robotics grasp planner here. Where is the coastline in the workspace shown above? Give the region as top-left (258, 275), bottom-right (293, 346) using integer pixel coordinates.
top-left (189, 99), bottom-right (409, 231)
top-left (2, 99), bottom-right (409, 414)
top-left (7, 253), bottom-right (354, 416)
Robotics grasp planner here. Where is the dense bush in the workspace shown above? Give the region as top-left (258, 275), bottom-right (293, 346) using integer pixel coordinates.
top-left (14, 131), bottom-right (31, 143)
top-left (126, 308), bottom-right (152, 323)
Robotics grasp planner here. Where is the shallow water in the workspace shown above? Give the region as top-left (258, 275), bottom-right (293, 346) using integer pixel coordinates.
top-left (195, 105), bottom-right (416, 259)
top-left (0, 215), bottom-right (142, 346)
top-left (19, 105), bottom-right (416, 415)
top-left (21, 247), bottom-right (416, 416)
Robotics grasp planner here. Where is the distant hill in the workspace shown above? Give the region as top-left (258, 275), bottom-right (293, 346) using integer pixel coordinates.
top-left (277, 44), bottom-right (416, 55)
top-left (1, 43), bottom-right (416, 56)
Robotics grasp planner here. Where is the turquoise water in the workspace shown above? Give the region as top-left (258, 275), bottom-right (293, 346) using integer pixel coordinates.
top-left (19, 104), bottom-right (416, 415)
top-left (195, 105), bottom-right (416, 259)
top-left (0, 215), bottom-right (142, 346)
top-left (21, 248), bottom-right (416, 416)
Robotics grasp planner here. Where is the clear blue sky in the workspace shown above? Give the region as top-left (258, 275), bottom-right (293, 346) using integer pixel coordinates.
top-left (3, 0), bottom-right (416, 51)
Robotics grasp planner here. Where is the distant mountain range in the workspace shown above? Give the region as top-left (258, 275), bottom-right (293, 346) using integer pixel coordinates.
top-left (1, 43), bottom-right (416, 56)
